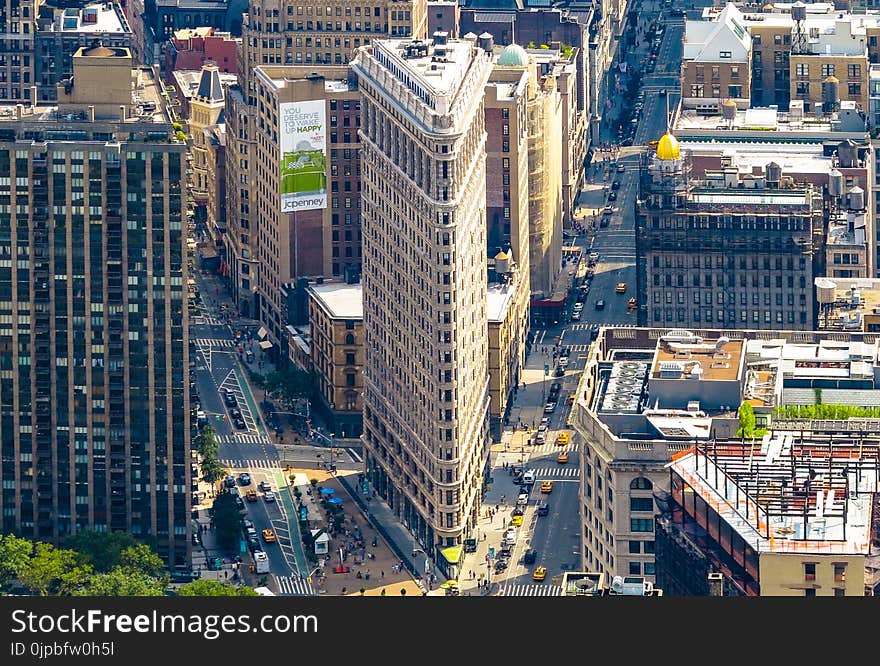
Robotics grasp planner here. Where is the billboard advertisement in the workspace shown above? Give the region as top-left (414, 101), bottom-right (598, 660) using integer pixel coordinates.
top-left (279, 100), bottom-right (327, 212)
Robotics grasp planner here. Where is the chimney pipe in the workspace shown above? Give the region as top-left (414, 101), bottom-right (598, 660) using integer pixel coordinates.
top-left (30, 85), bottom-right (37, 109)
top-left (119, 105), bottom-right (126, 121)
top-left (88, 105), bottom-right (95, 122)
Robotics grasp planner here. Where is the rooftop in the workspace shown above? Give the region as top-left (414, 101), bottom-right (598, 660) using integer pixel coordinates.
top-left (487, 281), bottom-right (518, 323)
top-left (256, 66), bottom-right (357, 94)
top-left (309, 282), bottom-right (364, 320)
top-left (669, 435), bottom-right (879, 555)
top-left (372, 37), bottom-right (479, 107)
top-left (815, 277), bottom-right (880, 331)
top-left (680, 139), bottom-right (836, 176)
top-left (172, 69), bottom-right (238, 101)
top-left (0, 65), bottom-right (173, 126)
top-left (48, 2), bottom-right (130, 34)
top-left (675, 104), bottom-right (867, 138)
top-left (652, 334), bottom-right (743, 381)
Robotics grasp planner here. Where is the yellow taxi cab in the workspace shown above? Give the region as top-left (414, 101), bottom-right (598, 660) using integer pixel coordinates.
top-left (616, 282), bottom-right (627, 293)
top-left (245, 489), bottom-right (258, 502)
top-left (261, 528), bottom-right (276, 543)
top-left (556, 431), bottom-right (570, 446)
top-left (510, 514), bottom-right (524, 527)
top-left (566, 393), bottom-right (576, 406)
top-left (557, 450), bottom-right (569, 464)
top-left (532, 566), bottom-right (547, 581)
top-left (540, 481), bottom-right (554, 494)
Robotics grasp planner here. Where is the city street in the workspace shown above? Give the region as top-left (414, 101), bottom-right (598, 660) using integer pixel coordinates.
top-left (458, 0), bottom-right (691, 593)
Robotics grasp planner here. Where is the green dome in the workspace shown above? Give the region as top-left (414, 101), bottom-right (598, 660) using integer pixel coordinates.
top-left (497, 44), bottom-right (530, 68)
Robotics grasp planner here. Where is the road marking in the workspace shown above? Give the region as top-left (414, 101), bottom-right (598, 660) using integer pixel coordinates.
top-left (194, 338), bottom-right (235, 348)
top-left (216, 434), bottom-right (273, 445)
top-left (273, 575), bottom-right (314, 596)
top-left (531, 466), bottom-right (580, 478)
top-left (345, 447), bottom-right (363, 463)
top-left (218, 458), bottom-right (281, 469)
top-left (503, 584), bottom-right (562, 596)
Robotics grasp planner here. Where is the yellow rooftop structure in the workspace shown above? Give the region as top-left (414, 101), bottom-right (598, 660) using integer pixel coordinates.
top-left (656, 132), bottom-right (681, 160)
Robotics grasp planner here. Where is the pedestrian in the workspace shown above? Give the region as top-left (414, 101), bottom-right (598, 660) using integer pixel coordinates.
top-left (381, 570), bottom-right (385, 579)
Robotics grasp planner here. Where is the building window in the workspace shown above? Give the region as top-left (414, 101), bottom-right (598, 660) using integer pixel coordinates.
top-left (644, 562), bottom-right (655, 576)
top-left (629, 561), bottom-right (641, 575)
top-left (822, 63), bottom-right (835, 77)
top-left (628, 541), bottom-right (641, 554)
top-left (630, 497), bottom-right (654, 512)
top-left (630, 477), bottom-right (653, 490)
top-left (719, 51), bottom-right (731, 58)
top-left (804, 562), bottom-right (816, 581)
top-left (849, 83), bottom-right (861, 95)
top-left (796, 63), bottom-right (809, 77)
top-left (833, 563), bottom-right (846, 583)
top-left (848, 63), bottom-right (861, 78)
top-left (805, 588), bottom-right (816, 597)
top-left (630, 519), bottom-right (653, 533)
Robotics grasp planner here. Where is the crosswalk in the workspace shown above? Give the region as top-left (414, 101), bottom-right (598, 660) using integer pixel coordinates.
top-left (219, 458), bottom-right (281, 470)
top-left (566, 344), bottom-right (590, 352)
top-left (528, 442), bottom-right (577, 456)
top-left (190, 315), bottom-right (226, 325)
top-left (569, 324), bottom-right (592, 331)
top-left (503, 584), bottom-right (562, 596)
top-left (532, 466), bottom-right (579, 478)
top-left (216, 433), bottom-right (273, 445)
top-left (273, 575), bottom-right (314, 596)
top-left (194, 338), bottom-right (236, 348)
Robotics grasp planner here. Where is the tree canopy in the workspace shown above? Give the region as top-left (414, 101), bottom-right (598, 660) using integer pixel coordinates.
top-left (211, 491), bottom-right (244, 553)
top-left (176, 579), bottom-right (258, 596)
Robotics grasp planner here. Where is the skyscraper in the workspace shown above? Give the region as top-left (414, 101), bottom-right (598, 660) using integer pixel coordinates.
top-left (0, 46), bottom-right (190, 566)
top-left (352, 33), bottom-right (493, 574)
top-left (225, 0), bottom-right (428, 339)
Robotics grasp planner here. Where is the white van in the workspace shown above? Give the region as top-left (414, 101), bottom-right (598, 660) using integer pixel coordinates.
top-left (253, 550), bottom-right (270, 574)
top-left (522, 470), bottom-right (536, 486)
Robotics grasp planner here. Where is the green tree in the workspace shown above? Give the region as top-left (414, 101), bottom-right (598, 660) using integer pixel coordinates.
top-left (211, 492), bottom-right (243, 553)
top-left (177, 579), bottom-right (259, 596)
top-left (73, 568), bottom-right (165, 596)
top-left (120, 544), bottom-right (167, 580)
top-left (737, 401), bottom-right (756, 439)
top-left (62, 531), bottom-right (136, 573)
top-left (18, 543), bottom-right (92, 596)
top-left (201, 457), bottom-right (227, 490)
top-left (264, 365), bottom-right (313, 401)
top-left (195, 424), bottom-right (219, 459)
top-left (0, 534), bottom-right (33, 591)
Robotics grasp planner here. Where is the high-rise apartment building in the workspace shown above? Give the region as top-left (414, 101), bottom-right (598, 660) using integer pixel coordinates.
top-left (0, 46), bottom-right (190, 565)
top-left (353, 34), bottom-right (493, 576)
top-left (225, 0), bottom-right (426, 339)
top-left (225, 65), bottom-right (361, 336)
top-left (0, 0), bottom-right (38, 104)
top-left (34, 1), bottom-right (133, 101)
top-left (636, 132), bottom-right (824, 330)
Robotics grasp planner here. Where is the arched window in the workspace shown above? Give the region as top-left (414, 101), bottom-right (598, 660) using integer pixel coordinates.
top-left (630, 477), bottom-right (653, 490)
top-left (595, 455), bottom-right (602, 471)
top-left (345, 333), bottom-right (355, 345)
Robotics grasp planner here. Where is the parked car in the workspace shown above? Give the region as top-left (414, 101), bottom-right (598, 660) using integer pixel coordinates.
top-left (233, 417), bottom-right (247, 430)
top-left (258, 481), bottom-right (272, 492)
top-left (537, 503), bottom-right (550, 517)
top-left (523, 549), bottom-right (538, 565)
top-left (544, 402), bottom-right (557, 414)
top-left (608, 190), bottom-right (617, 201)
top-left (263, 491), bottom-right (276, 503)
top-left (221, 389), bottom-right (237, 408)
top-left (572, 311), bottom-right (581, 321)
top-left (224, 475), bottom-right (236, 489)
top-left (595, 299), bottom-right (606, 310)
top-left (238, 472), bottom-right (251, 486)
top-left (611, 180), bottom-right (620, 190)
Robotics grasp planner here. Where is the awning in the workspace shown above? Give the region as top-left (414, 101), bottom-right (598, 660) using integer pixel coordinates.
top-left (257, 326), bottom-right (268, 340)
top-left (259, 340), bottom-right (273, 350)
top-left (439, 545), bottom-right (462, 564)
